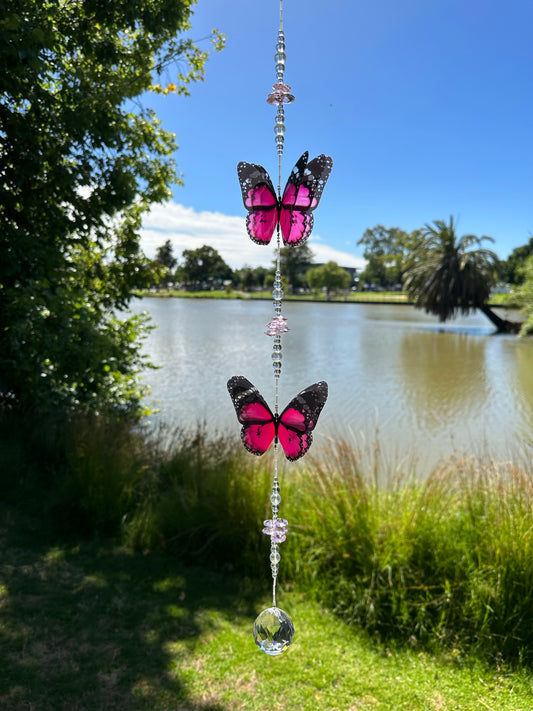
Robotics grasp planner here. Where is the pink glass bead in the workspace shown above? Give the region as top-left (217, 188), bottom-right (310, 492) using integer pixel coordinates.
top-left (262, 518), bottom-right (288, 544)
top-left (267, 83), bottom-right (295, 105)
top-left (265, 316), bottom-right (290, 336)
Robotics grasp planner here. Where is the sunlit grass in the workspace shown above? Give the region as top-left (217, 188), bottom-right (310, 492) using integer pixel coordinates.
top-left (139, 288), bottom-right (518, 311)
top-left (1, 509), bottom-right (533, 710)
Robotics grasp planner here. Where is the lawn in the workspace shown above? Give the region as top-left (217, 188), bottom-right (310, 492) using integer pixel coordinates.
top-left (1, 506), bottom-right (533, 711)
top-left (141, 288), bottom-right (411, 303)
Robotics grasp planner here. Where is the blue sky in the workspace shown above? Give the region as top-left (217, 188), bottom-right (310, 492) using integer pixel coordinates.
top-left (140, 0), bottom-right (532, 270)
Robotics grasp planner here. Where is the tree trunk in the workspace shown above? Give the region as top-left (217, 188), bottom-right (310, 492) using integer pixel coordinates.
top-left (479, 304), bottom-right (521, 334)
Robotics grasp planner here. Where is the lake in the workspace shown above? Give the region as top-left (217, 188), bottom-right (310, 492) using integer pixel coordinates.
top-left (132, 297), bottom-right (533, 472)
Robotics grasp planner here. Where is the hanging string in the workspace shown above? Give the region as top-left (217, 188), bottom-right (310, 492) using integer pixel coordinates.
top-left (251, 0), bottom-right (296, 655)
top-left (265, 0), bottom-right (293, 612)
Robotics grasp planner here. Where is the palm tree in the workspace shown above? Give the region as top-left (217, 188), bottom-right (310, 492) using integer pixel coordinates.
top-left (403, 217), bottom-right (520, 333)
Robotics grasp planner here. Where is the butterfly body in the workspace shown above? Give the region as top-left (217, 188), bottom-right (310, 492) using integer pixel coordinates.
top-left (227, 376), bottom-right (328, 461)
top-left (237, 152), bottom-right (333, 247)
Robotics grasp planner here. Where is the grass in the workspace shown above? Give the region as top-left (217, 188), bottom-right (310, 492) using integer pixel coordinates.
top-left (140, 288), bottom-right (411, 303)
top-left (488, 293), bottom-right (521, 307)
top-left (3, 412), bottom-right (533, 708)
top-left (141, 288), bottom-right (247, 299)
top-left (139, 288), bottom-right (515, 307)
top-left (285, 444), bottom-right (533, 663)
top-left (2, 505), bottom-right (533, 711)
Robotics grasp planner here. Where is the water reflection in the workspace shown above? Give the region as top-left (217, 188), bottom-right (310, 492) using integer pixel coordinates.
top-left (510, 341), bottom-right (533, 445)
top-left (399, 331), bottom-right (488, 429)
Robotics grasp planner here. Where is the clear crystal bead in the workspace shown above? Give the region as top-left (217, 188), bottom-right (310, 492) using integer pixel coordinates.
top-left (270, 549), bottom-right (281, 565)
top-left (253, 607), bottom-right (294, 656)
top-left (271, 492), bottom-right (281, 506)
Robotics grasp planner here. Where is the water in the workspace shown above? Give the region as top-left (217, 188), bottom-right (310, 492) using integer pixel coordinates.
top-left (132, 297), bottom-right (533, 471)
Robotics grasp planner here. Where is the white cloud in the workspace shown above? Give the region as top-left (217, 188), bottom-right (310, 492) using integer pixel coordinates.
top-left (141, 202), bottom-right (366, 271)
top-left (311, 243), bottom-right (366, 270)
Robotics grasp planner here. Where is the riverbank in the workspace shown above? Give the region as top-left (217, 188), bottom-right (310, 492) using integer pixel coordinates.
top-left (3, 412), bottom-right (533, 670)
top-left (137, 287), bottom-right (518, 308)
top-left (137, 287), bottom-right (412, 303)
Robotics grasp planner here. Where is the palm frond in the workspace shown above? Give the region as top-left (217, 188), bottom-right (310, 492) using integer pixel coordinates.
top-left (404, 216), bottom-right (498, 321)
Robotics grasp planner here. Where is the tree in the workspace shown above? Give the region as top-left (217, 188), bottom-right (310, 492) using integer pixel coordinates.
top-left (513, 256), bottom-right (533, 336)
top-left (499, 236), bottom-right (533, 285)
top-left (277, 244), bottom-right (315, 290)
top-left (357, 225), bottom-right (420, 287)
top-left (403, 217), bottom-right (520, 333)
top-left (234, 265), bottom-right (271, 291)
top-left (0, 1), bottom-right (222, 415)
top-left (155, 239), bottom-right (178, 286)
top-left (306, 261), bottom-right (351, 298)
top-left (179, 245), bottom-right (233, 287)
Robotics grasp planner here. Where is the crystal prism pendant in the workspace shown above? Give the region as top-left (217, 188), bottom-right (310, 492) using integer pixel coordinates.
top-left (252, 607), bottom-right (294, 655)
top-left (262, 518), bottom-right (288, 543)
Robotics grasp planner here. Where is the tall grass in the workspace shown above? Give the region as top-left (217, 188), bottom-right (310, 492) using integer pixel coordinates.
top-left (285, 443), bottom-right (533, 663)
top-left (2, 411), bottom-right (533, 663)
top-left (122, 425), bottom-right (274, 573)
top-left (0, 410), bottom-right (148, 534)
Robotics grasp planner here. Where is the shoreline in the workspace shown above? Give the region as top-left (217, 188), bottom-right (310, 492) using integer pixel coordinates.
top-left (136, 289), bottom-right (516, 309)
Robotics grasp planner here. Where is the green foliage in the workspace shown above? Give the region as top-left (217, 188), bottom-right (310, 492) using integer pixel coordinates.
top-left (499, 236), bottom-right (533, 285)
top-left (234, 265), bottom-right (271, 290)
top-left (403, 216), bottom-right (499, 322)
top-left (357, 225), bottom-right (421, 286)
top-left (306, 260), bottom-right (351, 296)
top-left (278, 243), bottom-right (315, 289)
top-left (154, 239), bottom-right (178, 286)
top-left (513, 255), bottom-right (533, 336)
top-left (0, 0), bottom-right (223, 415)
top-left (177, 244), bottom-right (233, 287)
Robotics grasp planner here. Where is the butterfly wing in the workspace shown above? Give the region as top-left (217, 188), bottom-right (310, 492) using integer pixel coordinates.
top-left (277, 381), bottom-right (329, 461)
top-left (279, 152), bottom-right (333, 246)
top-left (227, 376), bottom-right (276, 456)
top-left (237, 161), bottom-right (279, 245)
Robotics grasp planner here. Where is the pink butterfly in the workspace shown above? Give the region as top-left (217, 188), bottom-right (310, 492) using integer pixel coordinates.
top-left (227, 376), bottom-right (328, 461)
top-left (237, 152), bottom-right (333, 247)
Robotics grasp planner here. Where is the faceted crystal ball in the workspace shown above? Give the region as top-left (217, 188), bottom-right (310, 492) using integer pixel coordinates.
top-left (253, 607), bottom-right (294, 655)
